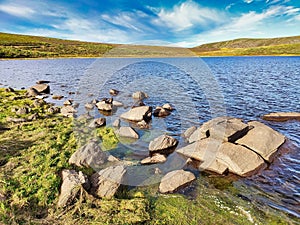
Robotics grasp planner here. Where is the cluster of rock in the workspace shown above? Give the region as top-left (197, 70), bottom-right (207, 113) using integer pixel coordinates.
top-left (5, 84), bottom-right (291, 207)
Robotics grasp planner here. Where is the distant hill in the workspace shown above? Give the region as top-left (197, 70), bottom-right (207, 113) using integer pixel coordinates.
top-left (0, 32), bottom-right (191, 58)
top-left (1, 32), bottom-right (300, 58)
top-left (190, 36), bottom-right (300, 56)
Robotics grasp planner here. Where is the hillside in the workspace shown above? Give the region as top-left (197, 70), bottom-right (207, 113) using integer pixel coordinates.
top-left (190, 36), bottom-right (300, 56)
top-left (0, 32), bottom-right (191, 58)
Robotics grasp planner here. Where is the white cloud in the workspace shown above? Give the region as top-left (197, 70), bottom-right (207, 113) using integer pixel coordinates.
top-left (152, 1), bottom-right (225, 31)
top-left (0, 3), bottom-right (35, 18)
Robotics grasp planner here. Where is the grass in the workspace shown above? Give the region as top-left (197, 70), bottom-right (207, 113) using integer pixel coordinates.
top-left (0, 88), bottom-right (299, 224)
top-left (190, 36), bottom-right (300, 56)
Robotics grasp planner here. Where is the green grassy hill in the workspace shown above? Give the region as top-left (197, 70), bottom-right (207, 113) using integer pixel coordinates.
top-left (0, 32), bottom-right (115, 58)
top-left (190, 36), bottom-right (300, 56)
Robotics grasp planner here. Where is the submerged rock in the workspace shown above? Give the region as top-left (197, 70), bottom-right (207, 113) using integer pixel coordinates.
top-left (85, 103), bottom-right (94, 110)
top-left (90, 165), bottom-right (126, 198)
top-left (57, 170), bottom-right (89, 208)
top-left (141, 153), bottom-right (167, 165)
top-left (88, 118), bottom-right (106, 128)
top-left (262, 112), bottom-right (300, 122)
top-left (115, 127), bottom-right (139, 139)
top-left (120, 106), bottom-right (152, 122)
top-left (52, 95), bottom-right (64, 100)
top-left (61, 105), bottom-right (77, 117)
top-left (159, 170), bottom-right (196, 193)
top-left (112, 119), bottom-right (121, 127)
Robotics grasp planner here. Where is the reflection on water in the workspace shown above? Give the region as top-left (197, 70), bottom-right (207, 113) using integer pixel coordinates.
top-left (0, 56), bottom-right (299, 217)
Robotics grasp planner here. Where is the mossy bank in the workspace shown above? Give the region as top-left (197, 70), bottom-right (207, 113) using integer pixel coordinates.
top-left (0, 88), bottom-right (298, 224)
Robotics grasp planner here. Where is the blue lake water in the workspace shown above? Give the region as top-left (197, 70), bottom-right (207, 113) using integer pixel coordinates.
top-left (0, 56), bottom-right (299, 218)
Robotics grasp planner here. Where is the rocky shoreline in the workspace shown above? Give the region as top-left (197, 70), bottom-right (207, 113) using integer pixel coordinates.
top-left (1, 83), bottom-right (299, 224)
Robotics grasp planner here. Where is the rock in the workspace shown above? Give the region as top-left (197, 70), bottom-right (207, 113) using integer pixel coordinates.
top-left (85, 103), bottom-right (94, 110)
top-left (112, 119), bottom-right (121, 127)
top-left (33, 99), bottom-right (46, 108)
top-left (188, 117), bottom-right (250, 143)
top-left (61, 105), bottom-right (77, 117)
top-left (52, 95), bottom-right (64, 100)
top-left (31, 84), bottom-right (50, 94)
top-left (69, 141), bottom-right (108, 168)
top-left (26, 87), bottom-right (39, 97)
top-left (216, 142), bottom-right (265, 177)
top-left (120, 106), bottom-right (152, 122)
top-left (236, 121), bottom-right (285, 162)
top-left (182, 126), bottom-right (197, 139)
top-left (36, 80), bottom-right (50, 84)
top-left (159, 170), bottom-right (196, 193)
top-left (96, 101), bottom-right (112, 111)
top-left (69, 91), bottom-right (76, 95)
top-left (262, 112), bottom-right (300, 122)
top-left (28, 113), bottom-right (39, 121)
top-left (88, 118), bottom-right (106, 128)
top-left (73, 102), bottom-right (80, 108)
top-left (162, 103), bottom-right (174, 111)
top-left (132, 91), bottom-right (148, 100)
top-left (5, 87), bottom-right (14, 92)
top-left (153, 107), bottom-right (171, 117)
top-left (0, 193), bottom-right (6, 201)
top-left (63, 99), bottom-right (73, 105)
top-left (176, 138), bottom-right (266, 176)
top-left (92, 99), bottom-right (99, 104)
top-left (16, 107), bottom-right (29, 115)
top-left (115, 127), bottom-right (139, 139)
top-left (109, 89), bottom-right (120, 96)
top-left (112, 100), bottom-right (123, 107)
top-left (57, 170), bottom-right (89, 208)
top-left (208, 117), bottom-right (250, 142)
top-left (149, 135), bottom-right (178, 154)
top-left (90, 165), bottom-right (126, 198)
top-left (48, 106), bottom-right (60, 114)
top-left (132, 100), bottom-right (145, 108)
top-left (137, 120), bottom-right (150, 129)
top-left (141, 153), bottom-right (167, 165)
top-left (7, 117), bottom-right (26, 123)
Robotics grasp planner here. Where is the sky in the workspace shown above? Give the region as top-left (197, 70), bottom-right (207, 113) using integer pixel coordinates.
top-left (0, 0), bottom-right (300, 47)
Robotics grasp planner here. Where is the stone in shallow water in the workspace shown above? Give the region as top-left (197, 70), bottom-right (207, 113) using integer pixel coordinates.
top-left (90, 165), bottom-right (126, 198)
top-left (262, 112), bottom-right (300, 122)
top-left (149, 135), bottom-right (178, 154)
top-left (236, 121), bottom-right (285, 163)
top-left (115, 127), bottom-right (139, 139)
top-left (141, 153), bottom-right (167, 165)
top-left (159, 170), bottom-right (196, 193)
top-left (31, 84), bottom-right (50, 94)
top-left (120, 106), bottom-right (152, 122)
top-left (96, 101), bottom-right (113, 111)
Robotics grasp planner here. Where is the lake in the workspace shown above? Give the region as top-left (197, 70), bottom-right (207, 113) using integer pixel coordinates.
top-left (0, 56), bottom-right (299, 218)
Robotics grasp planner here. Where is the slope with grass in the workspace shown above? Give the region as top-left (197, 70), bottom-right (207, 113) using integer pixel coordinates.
top-left (190, 36), bottom-right (300, 56)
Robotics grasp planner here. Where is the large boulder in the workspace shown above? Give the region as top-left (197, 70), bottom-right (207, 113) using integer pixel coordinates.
top-left (159, 170), bottom-right (196, 193)
top-left (57, 170), bottom-right (89, 208)
top-left (188, 117), bottom-right (250, 143)
top-left (177, 138), bottom-right (266, 176)
top-left (69, 141), bottom-right (108, 169)
top-left (120, 106), bottom-right (152, 122)
top-left (236, 121), bottom-right (285, 162)
top-left (115, 127), bottom-right (139, 139)
top-left (262, 112), bottom-right (300, 122)
top-left (149, 135), bottom-right (178, 155)
top-left (90, 165), bottom-right (126, 198)
top-left (30, 84), bottom-right (50, 94)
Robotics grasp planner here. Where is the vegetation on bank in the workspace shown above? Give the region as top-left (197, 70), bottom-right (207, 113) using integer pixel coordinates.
top-left (191, 36), bottom-right (300, 56)
top-left (0, 32), bottom-right (114, 58)
top-left (0, 88), bottom-right (299, 224)
top-left (2, 32), bottom-right (300, 58)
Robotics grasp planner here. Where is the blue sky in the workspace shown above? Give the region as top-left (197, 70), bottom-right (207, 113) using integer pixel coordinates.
top-left (0, 0), bottom-right (299, 47)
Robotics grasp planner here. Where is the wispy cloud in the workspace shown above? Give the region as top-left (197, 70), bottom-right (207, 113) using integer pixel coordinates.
top-left (0, 3), bottom-right (35, 18)
top-left (152, 1), bottom-right (225, 31)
